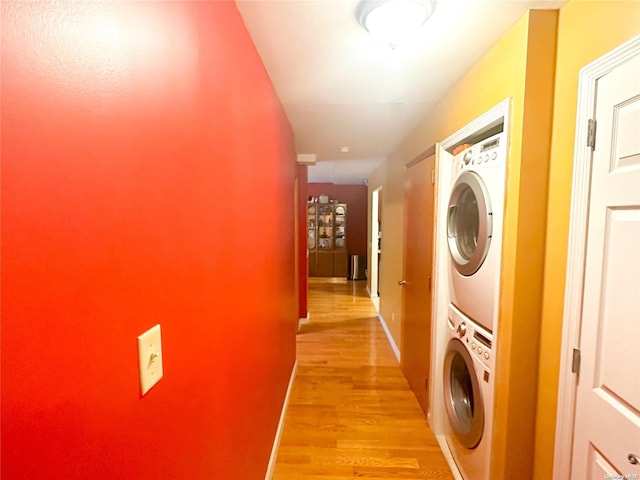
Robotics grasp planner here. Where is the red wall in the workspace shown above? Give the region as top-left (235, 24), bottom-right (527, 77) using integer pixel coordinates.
top-left (1, 2), bottom-right (297, 479)
top-left (308, 183), bottom-right (368, 256)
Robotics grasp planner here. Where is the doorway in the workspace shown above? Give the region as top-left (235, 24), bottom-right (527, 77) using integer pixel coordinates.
top-left (370, 186), bottom-right (382, 311)
top-left (554, 35), bottom-right (640, 478)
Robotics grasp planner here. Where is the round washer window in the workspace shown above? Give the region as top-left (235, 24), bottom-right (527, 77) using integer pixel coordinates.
top-left (447, 171), bottom-right (492, 276)
top-left (450, 352), bottom-right (475, 428)
top-left (443, 338), bottom-right (484, 448)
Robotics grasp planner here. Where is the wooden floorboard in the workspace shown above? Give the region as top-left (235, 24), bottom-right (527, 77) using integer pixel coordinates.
top-left (272, 278), bottom-right (454, 479)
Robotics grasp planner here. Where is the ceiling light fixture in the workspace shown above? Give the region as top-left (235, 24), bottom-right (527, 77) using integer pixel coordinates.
top-left (356, 0), bottom-right (435, 49)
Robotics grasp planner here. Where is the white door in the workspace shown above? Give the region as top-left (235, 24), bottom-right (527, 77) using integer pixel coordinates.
top-left (571, 51), bottom-right (640, 478)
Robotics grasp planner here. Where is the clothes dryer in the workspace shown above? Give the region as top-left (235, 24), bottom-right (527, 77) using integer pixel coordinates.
top-left (443, 303), bottom-right (494, 480)
top-left (447, 133), bottom-right (507, 332)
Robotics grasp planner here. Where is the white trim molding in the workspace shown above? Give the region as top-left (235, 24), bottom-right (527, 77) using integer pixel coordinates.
top-left (377, 313), bottom-right (401, 363)
top-left (439, 98), bottom-right (512, 150)
top-left (296, 154), bottom-right (316, 165)
top-left (553, 34), bottom-right (640, 479)
top-left (265, 360), bottom-right (298, 480)
top-left (297, 313), bottom-right (310, 332)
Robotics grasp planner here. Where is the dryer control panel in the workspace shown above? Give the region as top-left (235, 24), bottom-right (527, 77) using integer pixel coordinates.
top-left (448, 304), bottom-right (494, 370)
top-left (453, 133), bottom-right (506, 171)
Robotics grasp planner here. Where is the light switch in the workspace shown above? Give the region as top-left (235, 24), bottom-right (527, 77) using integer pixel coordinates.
top-left (137, 324), bottom-right (163, 396)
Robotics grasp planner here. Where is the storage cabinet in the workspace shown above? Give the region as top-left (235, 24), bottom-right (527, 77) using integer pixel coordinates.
top-left (307, 203), bottom-right (347, 277)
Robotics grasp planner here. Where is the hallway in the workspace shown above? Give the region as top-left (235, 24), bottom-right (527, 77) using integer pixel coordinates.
top-left (272, 278), bottom-right (453, 479)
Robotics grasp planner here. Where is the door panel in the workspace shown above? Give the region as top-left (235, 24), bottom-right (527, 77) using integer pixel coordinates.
top-left (571, 51), bottom-right (640, 479)
top-left (401, 152), bottom-right (436, 415)
top-left (589, 448), bottom-right (620, 479)
top-left (334, 251), bottom-right (348, 278)
top-left (597, 210), bottom-right (640, 407)
top-left (316, 252), bottom-right (334, 277)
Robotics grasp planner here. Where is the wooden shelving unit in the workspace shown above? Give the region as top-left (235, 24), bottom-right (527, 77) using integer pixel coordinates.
top-left (307, 202), bottom-right (347, 277)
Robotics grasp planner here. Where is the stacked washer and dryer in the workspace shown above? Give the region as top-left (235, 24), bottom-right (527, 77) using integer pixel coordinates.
top-left (442, 132), bottom-right (507, 480)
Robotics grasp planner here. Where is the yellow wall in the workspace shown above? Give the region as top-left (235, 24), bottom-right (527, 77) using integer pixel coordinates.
top-left (492, 11), bottom-right (558, 479)
top-left (368, 9), bottom-right (558, 479)
top-left (368, 154), bottom-right (406, 345)
top-left (367, 11), bottom-right (531, 353)
top-left (535, 2), bottom-right (640, 478)
top-left (368, 3), bottom-right (639, 477)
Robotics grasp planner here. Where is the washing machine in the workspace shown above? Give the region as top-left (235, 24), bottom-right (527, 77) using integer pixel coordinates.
top-left (443, 303), bottom-right (494, 480)
top-left (447, 132), bottom-right (507, 333)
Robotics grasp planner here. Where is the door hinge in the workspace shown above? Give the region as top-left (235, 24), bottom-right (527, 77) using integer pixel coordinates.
top-left (587, 119), bottom-right (597, 150)
top-left (431, 169), bottom-right (435, 184)
top-left (571, 348), bottom-right (581, 374)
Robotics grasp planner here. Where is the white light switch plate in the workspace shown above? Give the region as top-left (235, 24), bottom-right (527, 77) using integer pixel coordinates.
top-left (137, 324), bottom-right (163, 395)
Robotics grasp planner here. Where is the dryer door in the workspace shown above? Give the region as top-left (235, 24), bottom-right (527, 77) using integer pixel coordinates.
top-left (447, 171), bottom-right (492, 276)
top-left (443, 337), bottom-right (484, 448)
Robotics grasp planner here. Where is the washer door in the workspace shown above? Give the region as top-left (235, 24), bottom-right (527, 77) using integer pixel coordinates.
top-left (447, 171), bottom-right (492, 276)
top-left (443, 337), bottom-right (484, 448)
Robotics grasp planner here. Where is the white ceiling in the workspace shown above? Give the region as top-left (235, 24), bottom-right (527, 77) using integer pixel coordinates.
top-left (236, 0), bottom-right (565, 184)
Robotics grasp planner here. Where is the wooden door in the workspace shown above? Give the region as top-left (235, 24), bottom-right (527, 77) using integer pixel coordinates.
top-left (571, 50), bottom-right (640, 478)
top-left (401, 149), bottom-right (436, 415)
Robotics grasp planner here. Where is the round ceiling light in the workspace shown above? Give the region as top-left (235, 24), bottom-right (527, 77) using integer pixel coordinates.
top-left (356, 0), bottom-right (435, 49)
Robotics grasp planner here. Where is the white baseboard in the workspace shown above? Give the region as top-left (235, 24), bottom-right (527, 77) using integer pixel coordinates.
top-left (264, 360), bottom-right (298, 480)
top-left (297, 313), bottom-right (310, 332)
top-left (377, 313), bottom-right (400, 363)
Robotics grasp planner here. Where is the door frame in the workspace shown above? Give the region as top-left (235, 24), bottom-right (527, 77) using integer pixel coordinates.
top-left (553, 33), bottom-right (640, 478)
top-left (431, 98), bottom-right (511, 435)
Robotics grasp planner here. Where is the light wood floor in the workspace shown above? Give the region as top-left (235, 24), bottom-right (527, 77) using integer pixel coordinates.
top-left (272, 278), bottom-right (454, 479)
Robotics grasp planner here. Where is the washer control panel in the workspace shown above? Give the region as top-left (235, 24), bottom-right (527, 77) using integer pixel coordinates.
top-left (453, 132), bottom-right (505, 171)
top-left (448, 304), bottom-right (493, 370)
